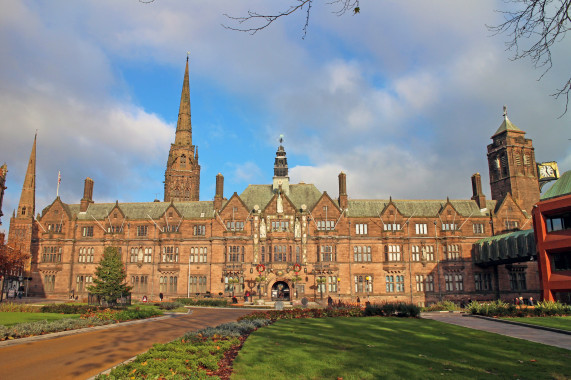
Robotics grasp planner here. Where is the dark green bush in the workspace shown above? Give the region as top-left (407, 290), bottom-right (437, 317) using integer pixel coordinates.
top-left (364, 302), bottom-right (420, 318)
top-left (39, 303), bottom-right (99, 314)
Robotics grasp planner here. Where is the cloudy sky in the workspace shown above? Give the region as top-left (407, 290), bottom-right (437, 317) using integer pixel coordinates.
top-left (1, 1), bottom-right (570, 232)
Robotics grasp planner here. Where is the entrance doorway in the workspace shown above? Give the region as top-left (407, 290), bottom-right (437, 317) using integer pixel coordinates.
top-left (271, 281), bottom-right (290, 301)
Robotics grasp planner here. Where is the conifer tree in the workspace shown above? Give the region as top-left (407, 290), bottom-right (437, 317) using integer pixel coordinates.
top-left (87, 247), bottom-right (131, 303)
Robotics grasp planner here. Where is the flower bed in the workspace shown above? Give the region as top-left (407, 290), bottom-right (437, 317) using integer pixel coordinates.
top-left (0, 307), bottom-right (163, 341)
top-left (97, 319), bottom-right (270, 379)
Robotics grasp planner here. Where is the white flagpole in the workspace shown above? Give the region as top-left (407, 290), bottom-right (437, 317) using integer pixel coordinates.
top-left (57, 171), bottom-right (61, 197)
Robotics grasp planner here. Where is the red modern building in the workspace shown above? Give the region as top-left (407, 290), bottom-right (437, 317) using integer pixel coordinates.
top-left (533, 171), bottom-right (571, 303)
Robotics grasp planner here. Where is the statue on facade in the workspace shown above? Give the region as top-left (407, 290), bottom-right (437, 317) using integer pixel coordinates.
top-left (277, 193), bottom-right (283, 214)
top-left (260, 218), bottom-right (267, 238)
top-left (294, 217), bottom-right (301, 238)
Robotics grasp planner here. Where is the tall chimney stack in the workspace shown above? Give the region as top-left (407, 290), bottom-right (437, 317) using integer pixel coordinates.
top-left (80, 177), bottom-right (94, 212)
top-left (471, 173), bottom-right (486, 209)
top-left (338, 172), bottom-right (348, 209)
top-left (214, 173), bottom-right (224, 211)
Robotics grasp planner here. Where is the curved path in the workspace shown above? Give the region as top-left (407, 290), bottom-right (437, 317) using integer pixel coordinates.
top-left (0, 308), bottom-right (252, 380)
top-left (422, 312), bottom-right (571, 350)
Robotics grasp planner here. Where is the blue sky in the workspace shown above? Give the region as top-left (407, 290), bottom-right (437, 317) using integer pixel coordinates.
top-left (1, 1), bottom-right (570, 232)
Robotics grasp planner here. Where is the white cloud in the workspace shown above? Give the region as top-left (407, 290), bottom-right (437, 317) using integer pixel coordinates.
top-left (1, 0), bottom-right (570, 230)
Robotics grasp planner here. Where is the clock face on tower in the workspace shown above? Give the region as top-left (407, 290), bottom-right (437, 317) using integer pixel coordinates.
top-left (537, 162), bottom-right (558, 181)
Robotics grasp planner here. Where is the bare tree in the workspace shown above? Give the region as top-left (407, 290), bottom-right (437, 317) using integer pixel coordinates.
top-left (489, 0), bottom-right (571, 115)
top-left (223, 0), bottom-right (360, 38)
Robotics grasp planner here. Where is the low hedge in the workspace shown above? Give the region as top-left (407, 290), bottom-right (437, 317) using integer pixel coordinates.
top-left (364, 302), bottom-right (421, 318)
top-left (40, 303), bottom-right (101, 314)
top-left (468, 300), bottom-right (571, 317)
top-left (0, 302), bottom-right (38, 313)
top-left (423, 300), bottom-right (461, 312)
top-left (153, 301), bottom-right (183, 310)
top-left (174, 298), bottom-right (229, 307)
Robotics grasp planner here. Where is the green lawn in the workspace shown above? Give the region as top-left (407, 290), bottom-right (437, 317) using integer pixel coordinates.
top-left (0, 312), bottom-right (80, 326)
top-left (232, 317), bottom-right (571, 380)
top-left (501, 316), bottom-right (571, 332)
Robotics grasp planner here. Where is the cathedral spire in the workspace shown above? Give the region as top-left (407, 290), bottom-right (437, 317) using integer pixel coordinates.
top-left (164, 57), bottom-right (200, 202)
top-left (174, 55), bottom-right (192, 146)
top-left (17, 134), bottom-right (36, 219)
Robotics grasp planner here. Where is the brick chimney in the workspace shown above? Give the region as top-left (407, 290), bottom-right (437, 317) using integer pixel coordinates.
top-left (80, 177), bottom-right (94, 212)
top-left (471, 173), bottom-right (486, 209)
top-left (338, 172), bottom-right (348, 209)
top-left (214, 173), bottom-right (224, 211)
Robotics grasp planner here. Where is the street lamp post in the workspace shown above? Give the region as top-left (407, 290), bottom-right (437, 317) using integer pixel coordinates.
top-left (337, 277), bottom-right (341, 304)
top-left (365, 276), bottom-right (371, 303)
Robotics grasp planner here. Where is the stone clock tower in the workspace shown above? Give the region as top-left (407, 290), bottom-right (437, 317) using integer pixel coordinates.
top-left (164, 57), bottom-right (200, 202)
top-left (487, 106), bottom-right (540, 213)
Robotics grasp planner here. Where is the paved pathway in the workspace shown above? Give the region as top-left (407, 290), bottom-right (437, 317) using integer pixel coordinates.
top-left (422, 312), bottom-right (571, 350)
top-left (0, 307), bottom-right (252, 380)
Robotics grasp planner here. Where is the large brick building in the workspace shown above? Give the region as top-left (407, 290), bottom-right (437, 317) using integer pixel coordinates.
top-left (6, 60), bottom-right (543, 305)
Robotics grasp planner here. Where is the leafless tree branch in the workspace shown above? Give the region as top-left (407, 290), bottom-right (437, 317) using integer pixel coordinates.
top-left (223, 0), bottom-right (360, 38)
top-left (489, 0), bottom-right (571, 115)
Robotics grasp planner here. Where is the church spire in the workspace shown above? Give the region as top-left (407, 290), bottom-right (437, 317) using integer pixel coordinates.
top-left (17, 134), bottom-right (36, 219)
top-left (174, 55), bottom-right (192, 146)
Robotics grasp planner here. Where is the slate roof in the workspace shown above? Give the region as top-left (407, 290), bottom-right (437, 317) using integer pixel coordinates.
top-left (346, 199), bottom-right (496, 218)
top-left (58, 201), bottom-right (215, 220)
top-left (541, 171), bottom-right (571, 200)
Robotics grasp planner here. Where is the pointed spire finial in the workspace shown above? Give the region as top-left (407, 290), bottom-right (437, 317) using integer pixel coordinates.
top-left (186, 51), bottom-right (190, 62)
top-left (503, 105), bottom-right (507, 118)
top-left (279, 134), bottom-right (284, 144)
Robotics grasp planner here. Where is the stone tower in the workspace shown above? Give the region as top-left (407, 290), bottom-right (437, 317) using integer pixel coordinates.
top-left (272, 136), bottom-right (290, 195)
top-left (8, 134), bottom-right (39, 272)
top-left (487, 106), bottom-right (540, 214)
top-left (164, 57), bottom-right (200, 202)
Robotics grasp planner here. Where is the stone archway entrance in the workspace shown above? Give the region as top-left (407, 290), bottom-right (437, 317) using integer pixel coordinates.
top-left (271, 281), bottom-right (290, 301)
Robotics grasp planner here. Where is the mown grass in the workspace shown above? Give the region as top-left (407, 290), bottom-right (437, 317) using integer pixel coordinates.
top-left (231, 317), bottom-right (571, 380)
top-left (0, 312), bottom-right (80, 326)
top-left (501, 316), bottom-right (571, 332)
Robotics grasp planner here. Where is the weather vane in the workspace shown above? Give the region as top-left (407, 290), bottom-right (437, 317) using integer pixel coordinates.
top-left (279, 134), bottom-right (284, 144)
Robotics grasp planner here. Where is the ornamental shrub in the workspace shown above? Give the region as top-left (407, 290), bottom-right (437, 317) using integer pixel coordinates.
top-left (182, 319), bottom-right (270, 340)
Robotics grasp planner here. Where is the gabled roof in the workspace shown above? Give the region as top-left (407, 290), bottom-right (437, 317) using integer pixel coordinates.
top-left (68, 201), bottom-right (214, 220)
top-left (346, 199), bottom-right (496, 218)
top-left (541, 170), bottom-right (571, 200)
top-left (240, 183), bottom-right (322, 212)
